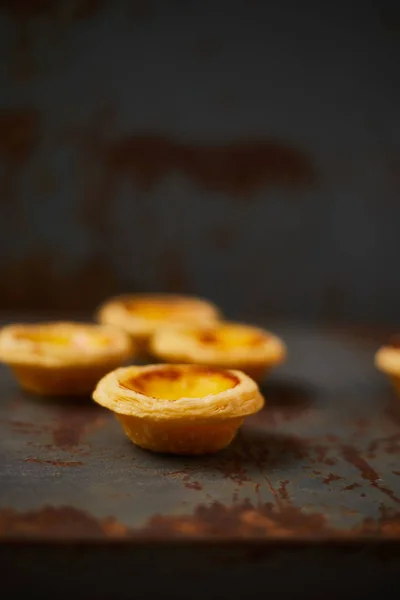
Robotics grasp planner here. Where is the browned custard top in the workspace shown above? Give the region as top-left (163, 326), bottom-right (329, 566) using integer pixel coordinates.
top-left (121, 365), bottom-right (239, 400)
top-left (194, 324), bottom-right (267, 350)
top-left (124, 297), bottom-right (205, 320)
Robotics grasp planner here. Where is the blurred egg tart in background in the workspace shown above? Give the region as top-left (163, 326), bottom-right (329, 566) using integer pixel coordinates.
top-left (375, 335), bottom-right (400, 397)
top-left (150, 322), bottom-right (286, 382)
top-left (96, 293), bottom-right (221, 355)
top-left (0, 322), bottom-right (134, 396)
top-left (93, 363), bottom-right (264, 455)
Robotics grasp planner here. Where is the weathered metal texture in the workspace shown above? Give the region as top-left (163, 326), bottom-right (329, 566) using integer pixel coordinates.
top-left (2, 318), bottom-right (400, 598)
top-left (1, 317), bottom-right (400, 544)
top-left (0, 1), bottom-right (400, 321)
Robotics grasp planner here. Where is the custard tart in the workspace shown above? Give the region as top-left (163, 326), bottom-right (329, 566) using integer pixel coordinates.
top-left (96, 293), bottom-right (221, 356)
top-left (93, 363), bottom-right (264, 455)
top-left (375, 336), bottom-right (400, 397)
top-left (150, 322), bottom-right (286, 382)
top-left (0, 322), bottom-right (134, 395)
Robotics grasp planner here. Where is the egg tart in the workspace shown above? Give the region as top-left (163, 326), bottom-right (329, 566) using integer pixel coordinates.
top-left (375, 336), bottom-right (400, 397)
top-left (0, 322), bottom-right (134, 396)
top-left (93, 363), bottom-right (264, 455)
top-left (150, 322), bottom-right (286, 382)
top-left (96, 293), bottom-right (221, 356)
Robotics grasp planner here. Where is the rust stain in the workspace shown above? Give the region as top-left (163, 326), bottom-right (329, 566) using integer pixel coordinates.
top-left (373, 485), bottom-right (400, 505)
top-left (2, 419), bottom-right (51, 436)
top-left (0, 253), bottom-right (118, 310)
top-left (52, 409), bottom-right (107, 450)
top-left (341, 445), bottom-right (379, 482)
top-left (313, 445), bottom-right (338, 467)
top-left (342, 444), bottom-right (400, 504)
top-left (384, 400), bottom-right (400, 429)
top-left (141, 500), bottom-right (329, 539)
top-left (217, 458), bottom-right (252, 487)
top-left (343, 483), bottom-right (361, 491)
top-left (368, 433), bottom-right (400, 456)
top-left (0, 108), bottom-right (39, 164)
top-left (277, 480), bottom-right (290, 502)
top-left (0, 506), bottom-right (127, 539)
top-left (25, 458), bottom-right (84, 467)
top-left (105, 134), bottom-right (316, 196)
top-left (393, 471), bottom-right (400, 476)
top-left (362, 506), bottom-right (400, 537)
top-left (0, 1), bottom-right (106, 81)
top-left (184, 481), bottom-right (203, 491)
top-left (65, 121), bottom-right (315, 310)
top-left (322, 473), bottom-right (344, 485)
top-left (4, 501), bottom-right (400, 540)
top-left (326, 434), bottom-right (339, 443)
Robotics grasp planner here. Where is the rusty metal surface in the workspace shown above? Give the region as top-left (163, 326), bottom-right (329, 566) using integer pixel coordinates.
top-left (1, 316), bottom-right (400, 545)
top-left (0, 0), bottom-right (400, 322)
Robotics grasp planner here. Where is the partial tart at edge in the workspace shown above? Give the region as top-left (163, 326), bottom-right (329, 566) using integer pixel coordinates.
top-left (375, 336), bottom-right (400, 397)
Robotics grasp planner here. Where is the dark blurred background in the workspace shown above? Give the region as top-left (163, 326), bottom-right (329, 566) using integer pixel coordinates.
top-left (0, 0), bottom-right (399, 323)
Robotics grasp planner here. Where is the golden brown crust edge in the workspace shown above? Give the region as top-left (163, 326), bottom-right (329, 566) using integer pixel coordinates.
top-left (93, 364), bottom-right (264, 422)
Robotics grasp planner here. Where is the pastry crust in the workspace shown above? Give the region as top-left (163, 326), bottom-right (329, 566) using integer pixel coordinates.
top-left (96, 294), bottom-right (221, 356)
top-left (150, 322), bottom-right (286, 382)
top-left (0, 321), bottom-right (134, 395)
top-left (375, 338), bottom-right (400, 396)
top-left (93, 363), bottom-right (264, 454)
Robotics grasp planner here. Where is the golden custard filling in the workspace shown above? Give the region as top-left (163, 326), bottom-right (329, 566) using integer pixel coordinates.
top-left (121, 366), bottom-right (239, 400)
top-left (124, 298), bottom-right (199, 321)
top-left (195, 324), bottom-right (265, 350)
top-left (96, 294), bottom-right (222, 355)
top-left (150, 322), bottom-right (286, 382)
top-left (14, 328), bottom-right (110, 351)
top-left (93, 363), bottom-right (264, 455)
top-left (0, 322), bottom-right (134, 396)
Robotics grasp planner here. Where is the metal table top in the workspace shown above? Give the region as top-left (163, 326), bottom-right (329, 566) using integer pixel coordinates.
top-left (1, 317), bottom-right (399, 543)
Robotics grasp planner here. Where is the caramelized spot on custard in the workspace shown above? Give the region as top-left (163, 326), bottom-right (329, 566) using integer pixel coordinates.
top-left (122, 366), bottom-right (239, 400)
top-left (196, 325), bottom-right (266, 349)
top-left (197, 331), bottom-right (219, 344)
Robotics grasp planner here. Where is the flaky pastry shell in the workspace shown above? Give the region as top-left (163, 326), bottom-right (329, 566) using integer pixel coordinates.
top-left (93, 363), bottom-right (264, 455)
top-left (150, 322), bottom-right (286, 382)
top-left (96, 294), bottom-right (221, 356)
top-left (0, 321), bottom-right (134, 396)
top-left (375, 337), bottom-right (400, 397)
